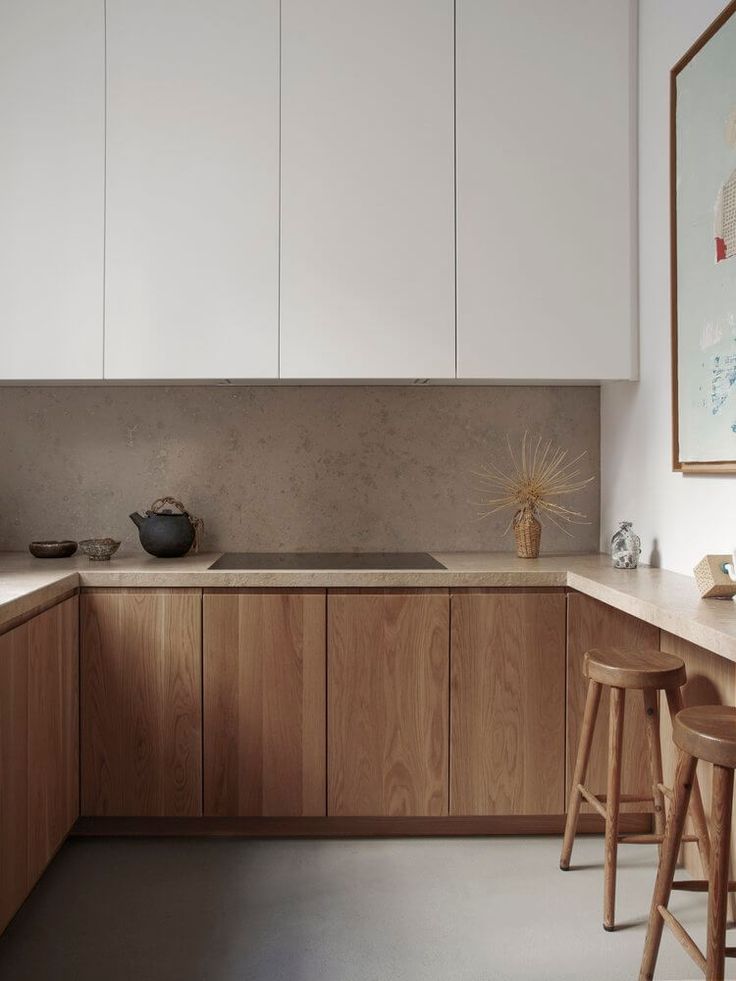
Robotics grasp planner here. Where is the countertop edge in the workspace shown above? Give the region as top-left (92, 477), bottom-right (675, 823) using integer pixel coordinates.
top-left (73, 570), bottom-right (572, 589)
top-left (0, 572), bottom-right (80, 632)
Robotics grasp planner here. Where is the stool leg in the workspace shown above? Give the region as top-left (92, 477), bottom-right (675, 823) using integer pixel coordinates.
top-left (706, 765), bottom-right (733, 981)
top-left (560, 679), bottom-right (602, 871)
top-left (643, 688), bottom-right (666, 840)
top-left (666, 687), bottom-right (711, 877)
top-left (639, 749), bottom-right (697, 981)
top-left (604, 686), bottom-right (625, 931)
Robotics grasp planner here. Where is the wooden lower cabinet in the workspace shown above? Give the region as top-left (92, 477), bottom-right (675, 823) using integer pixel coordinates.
top-left (328, 589), bottom-right (449, 817)
top-left (81, 589), bottom-right (202, 817)
top-left (0, 615), bottom-right (29, 933)
top-left (567, 593), bottom-right (658, 810)
top-left (203, 590), bottom-right (326, 817)
top-left (27, 598), bottom-right (80, 881)
top-left (0, 596), bottom-right (78, 934)
top-left (450, 590), bottom-right (566, 815)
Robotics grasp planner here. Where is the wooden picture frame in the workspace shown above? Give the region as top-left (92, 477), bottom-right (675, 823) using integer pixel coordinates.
top-left (671, 0), bottom-right (736, 473)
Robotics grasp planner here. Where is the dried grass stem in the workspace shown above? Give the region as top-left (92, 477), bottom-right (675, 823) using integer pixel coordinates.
top-left (473, 432), bottom-right (594, 535)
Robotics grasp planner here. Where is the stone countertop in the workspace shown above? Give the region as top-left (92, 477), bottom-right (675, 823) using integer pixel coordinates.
top-left (1, 551), bottom-right (735, 662)
top-left (0, 563), bottom-right (80, 630)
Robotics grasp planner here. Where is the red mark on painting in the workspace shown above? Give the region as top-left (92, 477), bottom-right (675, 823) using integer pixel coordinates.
top-left (716, 236), bottom-right (727, 262)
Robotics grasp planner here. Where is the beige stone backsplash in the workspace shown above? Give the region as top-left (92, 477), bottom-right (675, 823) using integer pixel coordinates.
top-left (1, 385), bottom-right (599, 554)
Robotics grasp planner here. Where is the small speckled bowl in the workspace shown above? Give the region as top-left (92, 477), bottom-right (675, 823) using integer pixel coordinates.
top-left (29, 540), bottom-right (78, 559)
top-left (78, 538), bottom-right (121, 561)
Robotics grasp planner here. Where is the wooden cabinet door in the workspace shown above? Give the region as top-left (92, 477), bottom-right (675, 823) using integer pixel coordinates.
top-left (450, 591), bottom-right (565, 815)
top-left (567, 593), bottom-right (658, 810)
top-left (27, 598), bottom-right (79, 882)
top-left (81, 589), bottom-right (202, 816)
top-left (0, 619), bottom-right (30, 933)
top-left (328, 590), bottom-right (449, 816)
top-left (0, 596), bottom-right (78, 935)
top-left (203, 590), bottom-right (326, 817)
top-left (0, 0), bottom-right (104, 380)
top-left (456, 0), bottom-right (635, 381)
top-left (280, 0), bottom-right (454, 379)
top-left (105, 0), bottom-right (279, 379)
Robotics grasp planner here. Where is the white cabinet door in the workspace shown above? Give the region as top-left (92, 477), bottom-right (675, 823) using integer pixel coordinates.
top-left (280, 0), bottom-right (455, 380)
top-left (456, 0), bottom-right (636, 381)
top-left (0, 0), bottom-right (104, 380)
top-left (105, 0), bottom-right (279, 379)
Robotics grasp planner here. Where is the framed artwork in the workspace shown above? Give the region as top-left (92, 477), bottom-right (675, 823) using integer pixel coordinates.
top-left (671, 0), bottom-right (736, 472)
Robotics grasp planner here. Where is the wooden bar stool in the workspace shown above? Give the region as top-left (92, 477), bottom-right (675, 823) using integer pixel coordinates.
top-left (640, 705), bottom-right (736, 981)
top-left (560, 647), bottom-right (711, 931)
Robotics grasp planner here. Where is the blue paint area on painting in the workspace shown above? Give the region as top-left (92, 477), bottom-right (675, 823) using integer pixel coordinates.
top-left (710, 353), bottom-right (736, 414)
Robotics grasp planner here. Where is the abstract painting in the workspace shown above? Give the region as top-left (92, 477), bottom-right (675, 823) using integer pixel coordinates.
top-left (672, 1), bottom-right (736, 471)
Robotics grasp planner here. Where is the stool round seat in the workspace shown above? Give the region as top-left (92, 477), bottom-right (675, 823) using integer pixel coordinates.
top-left (584, 647), bottom-right (686, 690)
top-left (673, 705), bottom-right (736, 768)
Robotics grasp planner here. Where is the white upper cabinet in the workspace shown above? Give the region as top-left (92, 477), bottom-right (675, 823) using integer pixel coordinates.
top-left (280, 0), bottom-right (455, 380)
top-left (0, 0), bottom-right (104, 380)
top-left (456, 0), bottom-right (637, 381)
top-left (104, 0), bottom-right (279, 379)
top-left (0, 0), bottom-right (636, 383)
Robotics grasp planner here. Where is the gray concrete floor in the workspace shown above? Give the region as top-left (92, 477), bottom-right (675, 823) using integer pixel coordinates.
top-left (0, 835), bottom-right (733, 980)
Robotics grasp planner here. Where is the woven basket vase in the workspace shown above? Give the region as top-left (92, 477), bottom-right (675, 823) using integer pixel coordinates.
top-left (513, 509), bottom-right (541, 559)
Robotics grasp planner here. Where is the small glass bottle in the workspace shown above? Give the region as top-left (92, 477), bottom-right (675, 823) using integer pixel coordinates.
top-left (611, 521), bottom-right (641, 569)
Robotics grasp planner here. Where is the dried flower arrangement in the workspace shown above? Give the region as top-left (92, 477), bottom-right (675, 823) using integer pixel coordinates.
top-left (473, 433), bottom-right (595, 558)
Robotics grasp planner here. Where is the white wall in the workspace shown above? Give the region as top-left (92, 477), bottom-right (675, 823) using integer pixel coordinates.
top-left (601, 0), bottom-right (732, 576)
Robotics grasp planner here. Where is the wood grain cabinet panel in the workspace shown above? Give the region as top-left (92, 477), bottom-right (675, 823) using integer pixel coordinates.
top-left (27, 598), bottom-right (79, 882)
top-left (81, 589), bottom-right (202, 817)
top-left (0, 621), bottom-right (30, 934)
top-left (567, 593), bottom-right (658, 811)
top-left (203, 590), bottom-right (326, 817)
top-left (328, 590), bottom-right (449, 817)
top-left (450, 591), bottom-right (566, 815)
top-left (0, 596), bottom-right (78, 935)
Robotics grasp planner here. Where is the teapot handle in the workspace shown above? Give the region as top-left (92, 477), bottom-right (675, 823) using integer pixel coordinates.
top-left (149, 496), bottom-right (203, 553)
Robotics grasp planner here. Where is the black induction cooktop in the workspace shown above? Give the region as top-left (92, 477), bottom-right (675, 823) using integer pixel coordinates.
top-left (209, 552), bottom-right (446, 571)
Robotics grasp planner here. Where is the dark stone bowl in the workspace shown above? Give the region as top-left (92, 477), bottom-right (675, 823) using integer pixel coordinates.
top-left (29, 540), bottom-right (78, 559)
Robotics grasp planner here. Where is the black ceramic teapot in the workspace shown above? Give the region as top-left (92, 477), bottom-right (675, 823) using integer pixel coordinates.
top-left (130, 497), bottom-right (202, 558)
